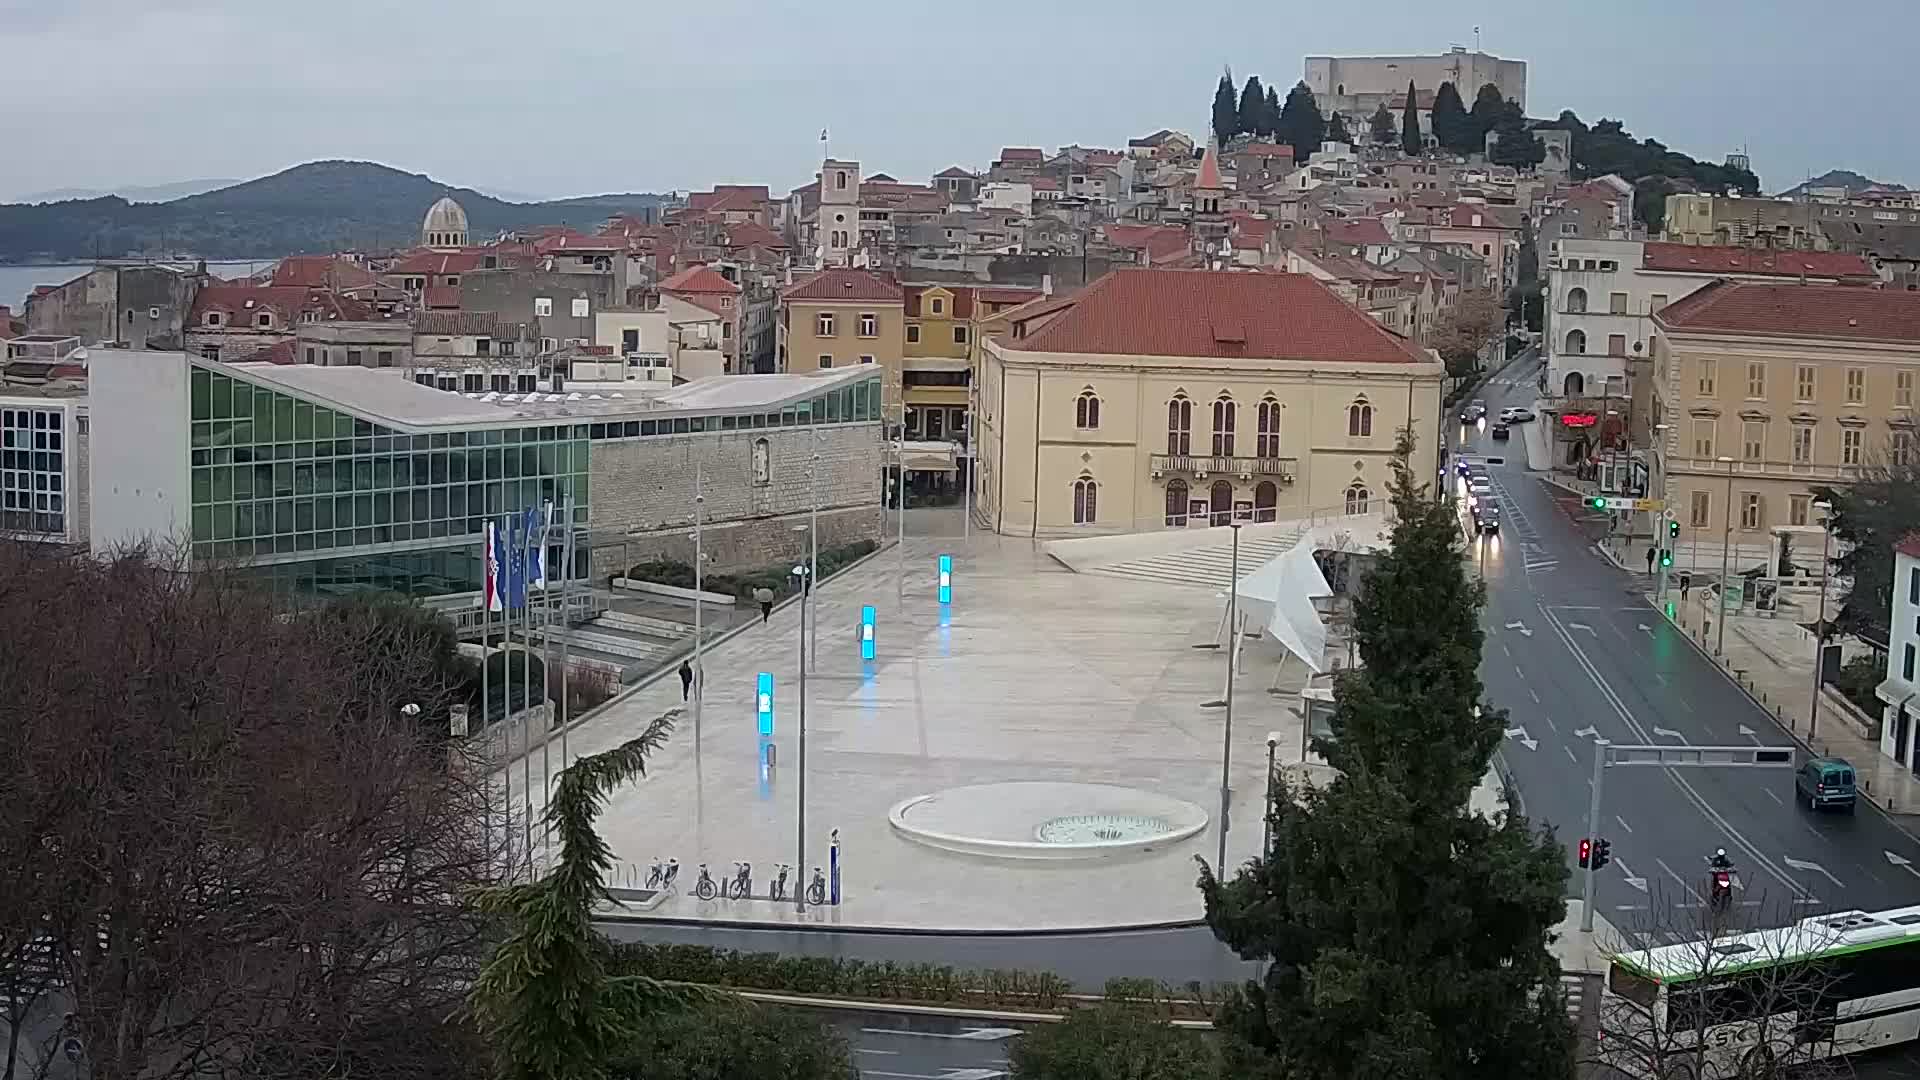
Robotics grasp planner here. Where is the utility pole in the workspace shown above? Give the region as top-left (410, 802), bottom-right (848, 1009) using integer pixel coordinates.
top-left (1217, 522), bottom-right (1242, 871)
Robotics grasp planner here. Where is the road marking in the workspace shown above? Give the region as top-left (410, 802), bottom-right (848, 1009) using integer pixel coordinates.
top-left (1637, 623), bottom-right (1653, 635)
top-left (1568, 622), bottom-right (1596, 635)
top-left (1615, 815), bottom-right (1634, 834)
top-left (1505, 726), bottom-right (1538, 751)
top-left (857, 1050), bottom-right (903, 1056)
top-left (1564, 745), bottom-right (1578, 764)
top-left (1615, 857), bottom-right (1647, 892)
top-left (1573, 725), bottom-right (1597, 739)
top-left (1652, 726), bottom-right (1686, 741)
top-left (1887, 851), bottom-right (1920, 879)
top-left (1782, 856), bottom-right (1845, 891)
top-left (1738, 724), bottom-right (1760, 743)
top-left (1655, 857), bottom-right (1703, 901)
top-left (1764, 789), bottom-right (1783, 805)
top-left (1529, 688), bottom-right (1541, 704)
top-left (1504, 620), bottom-right (1534, 637)
top-left (863, 1028), bottom-right (1025, 1042)
top-left (1502, 642), bottom-right (1512, 658)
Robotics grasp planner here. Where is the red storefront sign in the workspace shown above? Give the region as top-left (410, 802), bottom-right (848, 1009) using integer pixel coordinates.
top-left (1560, 412), bottom-right (1599, 428)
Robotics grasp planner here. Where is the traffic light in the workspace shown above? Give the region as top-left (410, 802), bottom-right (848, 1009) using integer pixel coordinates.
top-left (1669, 519), bottom-right (1681, 539)
top-left (1577, 837), bottom-right (1592, 868)
top-left (1588, 496), bottom-right (1608, 511)
top-left (1594, 838), bottom-right (1613, 870)
top-left (1660, 551), bottom-right (1673, 568)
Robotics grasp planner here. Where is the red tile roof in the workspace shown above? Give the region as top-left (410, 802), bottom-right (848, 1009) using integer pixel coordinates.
top-left (1236, 142), bottom-right (1295, 161)
top-left (783, 268), bottom-right (903, 303)
top-left (1655, 281), bottom-right (1920, 345)
top-left (387, 250), bottom-right (486, 275)
top-left (904, 285), bottom-right (977, 319)
top-left (1895, 533), bottom-right (1920, 561)
top-left (189, 284), bottom-right (373, 325)
top-left (1639, 242), bottom-right (1874, 281)
top-left (1031, 177), bottom-right (1060, 191)
top-left (658, 265), bottom-right (741, 295)
top-left (1197, 142), bottom-right (1223, 190)
top-left (422, 285), bottom-right (461, 310)
top-left (719, 221), bottom-right (786, 250)
top-left (1327, 218), bottom-right (1392, 247)
top-left (1003, 269), bottom-right (1427, 364)
top-left (936, 166), bottom-right (975, 179)
top-left (1144, 228), bottom-right (1194, 263)
top-left (997, 147), bottom-right (1044, 162)
top-left (269, 256), bottom-right (376, 289)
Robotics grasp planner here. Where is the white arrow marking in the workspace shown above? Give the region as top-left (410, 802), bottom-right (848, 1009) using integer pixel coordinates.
top-left (1574, 726), bottom-right (1598, 739)
top-left (1738, 724), bottom-right (1758, 742)
top-left (1505, 726), bottom-right (1537, 751)
top-left (1615, 815), bottom-right (1634, 834)
top-left (1569, 622), bottom-right (1596, 634)
top-left (1637, 623), bottom-right (1653, 634)
top-left (1886, 851), bottom-right (1920, 879)
top-left (1504, 620), bottom-right (1534, 637)
top-left (940, 1071), bottom-right (1010, 1080)
top-left (862, 1027), bottom-right (1025, 1042)
top-left (1782, 856), bottom-right (1846, 891)
top-left (1616, 859), bottom-right (1648, 892)
top-left (1652, 727), bottom-right (1686, 741)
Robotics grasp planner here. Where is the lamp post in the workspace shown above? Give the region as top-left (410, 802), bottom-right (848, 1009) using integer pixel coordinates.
top-left (692, 469), bottom-right (705, 736)
top-left (1262, 732), bottom-right (1279, 858)
top-left (809, 450), bottom-right (820, 671)
top-left (1217, 521), bottom-right (1242, 872)
top-left (1809, 500), bottom-right (1833, 737)
top-left (792, 561), bottom-right (812, 911)
top-left (1717, 455), bottom-right (1735, 656)
top-left (1652, 423), bottom-right (1671, 600)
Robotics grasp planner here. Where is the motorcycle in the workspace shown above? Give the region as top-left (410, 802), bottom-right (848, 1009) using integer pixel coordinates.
top-left (1706, 852), bottom-right (1736, 912)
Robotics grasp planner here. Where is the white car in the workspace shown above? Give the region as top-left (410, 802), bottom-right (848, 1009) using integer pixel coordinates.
top-left (1499, 407), bottom-right (1535, 424)
top-left (1466, 476), bottom-right (1493, 506)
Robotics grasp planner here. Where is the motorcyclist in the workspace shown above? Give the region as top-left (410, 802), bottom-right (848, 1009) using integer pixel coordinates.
top-left (1709, 847), bottom-right (1733, 871)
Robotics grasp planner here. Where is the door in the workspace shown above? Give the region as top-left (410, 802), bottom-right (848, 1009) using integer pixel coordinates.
top-left (1209, 480), bottom-right (1233, 526)
top-left (1898, 708), bottom-right (1911, 766)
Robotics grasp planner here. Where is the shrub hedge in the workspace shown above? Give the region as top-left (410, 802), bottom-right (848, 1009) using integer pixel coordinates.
top-left (624, 539), bottom-right (879, 603)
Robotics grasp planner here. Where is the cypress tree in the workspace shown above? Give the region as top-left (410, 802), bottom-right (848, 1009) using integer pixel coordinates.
top-left (1275, 81), bottom-right (1327, 165)
top-left (1368, 103), bottom-right (1397, 146)
top-left (1430, 81), bottom-right (1469, 154)
top-left (1468, 83), bottom-right (1507, 153)
top-left (1212, 71), bottom-right (1240, 146)
top-left (1325, 111), bottom-right (1351, 146)
top-left (1400, 80), bottom-right (1422, 155)
top-left (1238, 75), bottom-right (1268, 143)
top-left (1264, 85), bottom-right (1282, 138)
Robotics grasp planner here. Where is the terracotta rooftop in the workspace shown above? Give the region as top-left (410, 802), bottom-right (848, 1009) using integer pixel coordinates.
top-left (1003, 268), bottom-right (1427, 364)
top-left (1327, 218), bottom-right (1392, 247)
top-left (1236, 142), bottom-right (1295, 160)
top-left (905, 285), bottom-right (974, 319)
top-left (1655, 280), bottom-right (1920, 345)
top-left (422, 285), bottom-right (461, 310)
top-left (387, 250), bottom-right (486, 275)
top-left (782, 268), bottom-right (903, 303)
top-left (997, 147), bottom-right (1044, 162)
top-left (1896, 533), bottom-right (1920, 561)
top-left (1197, 142), bottom-right (1223, 190)
top-left (1640, 242), bottom-right (1874, 280)
top-left (416, 311), bottom-right (511, 337)
top-left (658, 265), bottom-right (741, 295)
top-left (935, 166), bottom-right (975, 179)
top-left (189, 284), bottom-right (373, 324)
top-left (269, 256), bottom-right (376, 290)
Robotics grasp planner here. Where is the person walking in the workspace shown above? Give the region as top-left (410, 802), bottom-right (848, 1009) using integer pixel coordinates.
top-left (679, 658), bottom-right (694, 702)
top-left (1645, 547), bottom-right (1657, 574)
top-left (753, 585), bottom-right (774, 624)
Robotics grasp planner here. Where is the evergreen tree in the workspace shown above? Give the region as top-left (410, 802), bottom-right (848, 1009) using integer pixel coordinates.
top-left (1399, 81), bottom-right (1422, 156)
top-left (1264, 86), bottom-right (1282, 138)
top-left (1468, 83), bottom-right (1507, 153)
top-left (1325, 111), bottom-right (1351, 146)
top-left (1212, 71), bottom-right (1240, 146)
top-left (1199, 440), bottom-right (1575, 1080)
top-left (1238, 75), bottom-right (1268, 142)
top-left (1430, 81), bottom-right (1470, 155)
top-left (1275, 81), bottom-right (1327, 166)
top-left (1368, 103), bottom-right (1397, 146)
top-left (1488, 102), bottom-right (1546, 169)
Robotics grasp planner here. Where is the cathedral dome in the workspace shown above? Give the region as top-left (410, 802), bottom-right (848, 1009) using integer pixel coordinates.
top-left (422, 196), bottom-right (469, 247)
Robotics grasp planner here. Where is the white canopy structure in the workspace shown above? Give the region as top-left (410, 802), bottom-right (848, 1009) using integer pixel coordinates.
top-left (1231, 535), bottom-right (1334, 675)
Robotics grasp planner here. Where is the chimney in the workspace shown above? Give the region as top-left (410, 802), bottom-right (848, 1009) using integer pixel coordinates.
top-left (1042, 273), bottom-right (1053, 297)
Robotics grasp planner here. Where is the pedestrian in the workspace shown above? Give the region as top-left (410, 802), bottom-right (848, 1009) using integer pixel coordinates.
top-left (678, 658), bottom-right (694, 702)
top-left (754, 585), bottom-right (774, 624)
top-left (1646, 547), bottom-right (1657, 573)
top-left (1679, 572), bottom-right (1691, 600)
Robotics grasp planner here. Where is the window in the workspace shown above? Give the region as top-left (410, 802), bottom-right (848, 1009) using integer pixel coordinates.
top-left (1566, 287), bottom-right (1588, 314)
top-left (1348, 398), bottom-right (1373, 437)
top-left (858, 312), bottom-right (878, 337)
top-left (1900, 370), bottom-right (1915, 407)
top-left (255, 312), bottom-right (272, 328)
top-left (1256, 397), bottom-right (1281, 457)
top-left (1165, 479), bottom-right (1190, 526)
top-left (1789, 494), bottom-right (1811, 527)
top-left (1843, 428), bottom-right (1863, 465)
top-left (1740, 492), bottom-right (1763, 530)
top-left (534, 297), bottom-right (553, 317)
top-left (148, 306), bottom-right (160, 320)
top-left (906, 324), bottom-right (921, 343)
top-left (1600, 260), bottom-right (1618, 272)
top-left (572, 297), bottom-right (590, 318)
top-left (817, 312), bottom-right (836, 337)
top-left (1846, 367), bottom-right (1865, 404)
top-left (858, 355), bottom-right (874, 364)
top-left (835, 171), bottom-right (848, 190)
top-left (1746, 361), bottom-right (1766, 399)
top-left (305, 347), bottom-right (316, 364)
top-left (1560, 222), bottom-right (1578, 236)
top-left (1609, 292), bottom-right (1628, 315)
top-left (818, 355), bottom-right (833, 369)
top-left (1564, 329), bottom-right (1586, 354)
top-left (346, 349), bottom-right (363, 367)
top-left (201, 344), bottom-right (221, 361)
top-left (1212, 395), bottom-right (1236, 455)
top-left (1254, 481), bottom-right (1277, 522)
top-left (1690, 490), bottom-right (1710, 528)
top-left (931, 297), bottom-right (945, 315)
top-left (204, 312), bottom-right (223, 327)
top-left (1896, 430), bottom-right (1913, 466)
top-left (1742, 421), bottom-right (1765, 461)
top-left (1698, 358), bottom-right (1717, 395)
top-left (1072, 475), bottom-right (1098, 524)
top-left (1792, 425), bottom-right (1814, 464)
top-left (377, 350), bottom-right (395, 368)
top-left (1650, 293), bottom-right (1669, 313)
top-left (1608, 334), bottom-right (1627, 357)
top-left (1691, 418), bottom-right (1715, 458)
top-left (1075, 389), bottom-right (1101, 430)
top-left (1795, 364), bottom-right (1816, 403)
top-left (1344, 483), bottom-right (1371, 515)
top-left (953, 326), bottom-right (969, 345)
top-left (1167, 395), bottom-right (1192, 454)
top-left (1911, 566), bottom-right (1919, 606)
top-left (1907, 644), bottom-right (1916, 683)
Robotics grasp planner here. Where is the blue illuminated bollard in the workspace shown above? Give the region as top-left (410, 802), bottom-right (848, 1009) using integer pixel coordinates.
top-left (829, 828), bottom-right (841, 905)
top-left (938, 554), bottom-right (952, 604)
top-left (756, 671), bottom-right (774, 736)
top-left (860, 605), bottom-right (876, 661)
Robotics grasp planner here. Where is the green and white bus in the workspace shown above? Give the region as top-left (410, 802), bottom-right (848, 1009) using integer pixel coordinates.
top-left (1601, 905), bottom-right (1920, 1078)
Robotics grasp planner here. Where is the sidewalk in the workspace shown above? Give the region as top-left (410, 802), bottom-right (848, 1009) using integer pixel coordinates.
top-left (1656, 588), bottom-right (1920, 820)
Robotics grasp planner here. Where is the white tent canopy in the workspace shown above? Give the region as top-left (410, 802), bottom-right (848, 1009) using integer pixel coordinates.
top-left (1230, 536), bottom-right (1334, 674)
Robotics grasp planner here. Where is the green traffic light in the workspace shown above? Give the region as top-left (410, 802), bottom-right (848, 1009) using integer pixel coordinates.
top-left (1589, 497), bottom-right (1606, 510)
top-left (1661, 554), bottom-right (1673, 567)
top-left (1669, 520), bottom-right (1681, 537)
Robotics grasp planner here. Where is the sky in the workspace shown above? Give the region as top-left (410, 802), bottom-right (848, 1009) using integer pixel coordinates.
top-left (3, 0), bottom-right (1916, 203)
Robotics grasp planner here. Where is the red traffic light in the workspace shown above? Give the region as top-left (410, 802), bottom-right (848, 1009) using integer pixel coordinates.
top-left (1577, 838), bottom-right (1592, 868)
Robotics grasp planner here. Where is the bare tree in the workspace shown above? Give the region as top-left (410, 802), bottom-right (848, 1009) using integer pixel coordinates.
top-left (1428, 289), bottom-right (1503, 379)
top-left (0, 543), bottom-right (501, 1080)
top-left (1592, 884), bottom-right (1864, 1080)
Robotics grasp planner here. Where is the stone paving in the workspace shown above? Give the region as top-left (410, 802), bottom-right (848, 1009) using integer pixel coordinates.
top-left (503, 508), bottom-right (1319, 930)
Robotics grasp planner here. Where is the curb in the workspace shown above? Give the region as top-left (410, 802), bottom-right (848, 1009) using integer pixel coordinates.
top-left (594, 911), bottom-right (1210, 937)
top-left (729, 989), bottom-right (1215, 1029)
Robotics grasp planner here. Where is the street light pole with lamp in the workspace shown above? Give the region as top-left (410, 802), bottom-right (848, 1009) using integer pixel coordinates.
top-left (791, 560), bottom-right (812, 911)
top-left (1809, 500), bottom-right (1833, 737)
top-left (1217, 521), bottom-right (1242, 872)
top-left (1716, 455), bottom-right (1736, 656)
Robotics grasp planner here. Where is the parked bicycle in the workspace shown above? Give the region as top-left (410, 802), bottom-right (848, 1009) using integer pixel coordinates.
top-left (692, 862), bottom-right (717, 901)
top-left (661, 858), bottom-right (679, 890)
top-left (728, 861), bottom-right (753, 900)
top-left (769, 863), bottom-right (792, 902)
top-left (805, 865), bottom-right (826, 906)
top-left (645, 857), bottom-right (680, 891)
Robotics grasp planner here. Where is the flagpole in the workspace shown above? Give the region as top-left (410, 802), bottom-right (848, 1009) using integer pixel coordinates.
top-left (516, 511), bottom-right (533, 878)
top-left (481, 521), bottom-right (497, 877)
top-left (538, 501), bottom-right (553, 855)
top-left (693, 465), bottom-right (705, 738)
top-left (558, 492), bottom-right (573, 778)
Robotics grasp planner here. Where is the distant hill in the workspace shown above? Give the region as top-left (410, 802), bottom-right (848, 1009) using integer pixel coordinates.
top-left (1775, 169), bottom-right (1909, 198)
top-left (12, 179), bottom-right (241, 205)
top-left (0, 161), bottom-right (669, 262)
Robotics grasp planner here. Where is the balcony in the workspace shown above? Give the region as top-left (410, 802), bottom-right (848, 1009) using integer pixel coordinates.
top-left (1151, 454), bottom-right (1297, 482)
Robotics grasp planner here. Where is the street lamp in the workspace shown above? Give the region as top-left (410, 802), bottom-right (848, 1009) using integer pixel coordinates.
top-left (791, 561), bottom-right (812, 911)
top-left (1716, 455), bottom-right (1735, 656)
top-left (1217, 521), bottom-right (1243, 872)
top-left (1263, 732), bottom-right (1279, 857)
top-left (1809, 500), bottom-right (1833, 737)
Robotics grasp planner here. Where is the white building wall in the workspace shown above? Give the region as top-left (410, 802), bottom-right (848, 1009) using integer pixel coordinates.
top-left (1883, 551), bottom-right (1920, 765)
top-left (88, 348), bottom-right (191, 552)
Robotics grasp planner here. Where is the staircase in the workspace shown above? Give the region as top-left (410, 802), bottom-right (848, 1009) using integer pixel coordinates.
top-left (540, 609), bottom-right (699, 683)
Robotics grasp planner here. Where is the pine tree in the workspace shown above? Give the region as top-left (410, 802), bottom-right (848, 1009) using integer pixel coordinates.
top-left (1399, 81), bottom-right (1422, 155)
top-left (1468, 82), bottom-right (1507, 154)
top-left (1430, 81), bottom-right (1469, 155)
top-left (1488, 101), bottom-right (1546, 169)
top-left (1264, 86), bottom-right (1282, 138)
top-left (1199, 439), bottom-right (1575, 1080)
top-left (1368, 103), bottom-right (1396, 146)
top-left (1237, 75), bottom-right (1267, 143)
top-left (1212, 71), bottom-right (1240, 146)
top-left (1275, 81), bottom-right (1327, 166)
top-left (1325, 111), bottom-right (1351, 146)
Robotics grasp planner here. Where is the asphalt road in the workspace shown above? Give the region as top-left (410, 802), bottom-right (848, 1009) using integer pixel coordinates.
top-left (1460, 354), bottom-right (1920, 944)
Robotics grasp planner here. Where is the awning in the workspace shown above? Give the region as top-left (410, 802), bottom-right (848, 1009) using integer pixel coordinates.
top-left (1234, 536), bottom-right (1333, 674)
top-left (899, 440), bottom-right (958, 473)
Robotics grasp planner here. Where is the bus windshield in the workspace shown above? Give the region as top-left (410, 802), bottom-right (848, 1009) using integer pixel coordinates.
top-left (1608, 961), bottom-right (1659, 1009)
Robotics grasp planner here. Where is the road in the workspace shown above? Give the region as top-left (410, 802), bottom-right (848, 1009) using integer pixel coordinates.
top-left (1460, 352), bottom-right (1920, 943)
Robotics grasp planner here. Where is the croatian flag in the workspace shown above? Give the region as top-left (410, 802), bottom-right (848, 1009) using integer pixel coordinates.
top-left (483, 521), bottom-right (503, 612)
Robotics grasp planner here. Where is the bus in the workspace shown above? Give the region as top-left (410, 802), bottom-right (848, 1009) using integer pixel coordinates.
top-left (1599, 904), bottom-right (1920, 1078)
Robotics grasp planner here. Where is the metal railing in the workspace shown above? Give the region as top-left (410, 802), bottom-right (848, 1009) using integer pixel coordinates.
top-left (1150, 453), bottom-right (1298, 480)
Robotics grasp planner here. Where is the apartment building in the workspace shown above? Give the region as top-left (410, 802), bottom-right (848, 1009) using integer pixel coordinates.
top-left (776, 268), bottom-right (906, 408)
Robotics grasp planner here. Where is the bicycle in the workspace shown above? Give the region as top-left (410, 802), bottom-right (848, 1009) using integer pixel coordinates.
top-left (645, 859), bottom-right (665, 890)
top-left (769, 863), bottom-right (792, 902)
top-left (661, 858), bottom-right (679, 891)
top-left (692, 863), bottom-right (717, 901)
top-left (805, 865), bottom-right (826, 906)
top-left (728, 861), bottom-right (753, 901)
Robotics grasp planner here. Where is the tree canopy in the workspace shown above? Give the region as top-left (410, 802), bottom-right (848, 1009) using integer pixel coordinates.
top-left (1815, 451), bottom-right (1920, 641)
top-left (1212, 72), bottom-right (1240, 147)
top-left (1326, 111), bottom-right (1352, 146)
top-left (1238, 75), bottom-right (1272, 139)
top-left (1276, 81), bottom-right (1327, 165)
top-left (1430, 81), bottom-right (1472, 155)
top-left (1368, 103), bottom-right (1397, 146)
top-left (1531, 108), bottom-right (1762, 230)
top-left (1400, 81), bottom-right (1422, 155)
top-left (1264, 86), bottom-right (1282, 138)
top-left (1488, 101), bottom-right (1546, 169)
top-left (1199, 440), bottom-right (1574, 1080)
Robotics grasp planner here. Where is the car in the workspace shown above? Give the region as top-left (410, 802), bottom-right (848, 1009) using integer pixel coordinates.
top-left (1455, 458), bottom-right (1477, 478)
top-left (1491, 423), bottom-right (1511, 441)
top-left (1459, 400), bottom-right (1488, 423)
top-left (1475, 505), bottom-right (1501, 534)
top-left (1499, 407), bottom-right (1536, 424)
top-left (1794, 756), bottom-right (1857, 813)
top-left (1466, 476), bottom-right (1493, 506)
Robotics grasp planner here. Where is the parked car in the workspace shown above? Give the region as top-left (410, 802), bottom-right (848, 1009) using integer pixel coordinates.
top-left (1466, 476), bottom-right (1493, 506)
top-left (1491, 423), bottom-right (1511, 441)
top-left (1795, 756), bottom-right (1857, 813)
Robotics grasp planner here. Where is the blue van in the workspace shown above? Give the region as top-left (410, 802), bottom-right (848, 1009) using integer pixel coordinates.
top-left (1795, 756), bottom-right (1857, 813)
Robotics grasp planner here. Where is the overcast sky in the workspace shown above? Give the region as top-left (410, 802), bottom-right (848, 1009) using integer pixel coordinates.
top-left (3, 0), bottom-right (1914, 202)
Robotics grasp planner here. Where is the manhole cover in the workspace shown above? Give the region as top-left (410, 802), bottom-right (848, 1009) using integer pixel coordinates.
top-left (1035, 814), bottom-right (1173, 844)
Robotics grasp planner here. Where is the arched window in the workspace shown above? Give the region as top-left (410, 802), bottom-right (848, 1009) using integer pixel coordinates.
top-left (1254, 481), bottom-right (1278, 522)
top-left (1566, 287), bottom-right (1588, 314)
top-left (1211, 395), bottom-right (1236, 456)
top-left (1165, 479), bottom-right (1190, 526)
top-left (1347, 398), bottom-right (1373, 437)
top-left (1073, 475), bottom-right (1098, 525)
top-left (1166, 395), bottom-right (1192, 455)
top-left (1565, 328), bottom-right (1587, 355)
top-left (1209, 480), bottom-right (1234, 527)
top-left (1563, 371), bottom-right (1586, 396)
top-left (1256, 396), bottom-right (1281, 458)
top-left (1345, 483), bottom-right (1372, 516)
top-left (1075, 389), bottom-right (1101, 430)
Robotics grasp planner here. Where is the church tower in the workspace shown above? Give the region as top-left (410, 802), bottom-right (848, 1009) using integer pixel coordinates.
top-left (422, 196), bottom-right (469, 249)
top-left (1190, 140), bottom-right (1230, 265)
